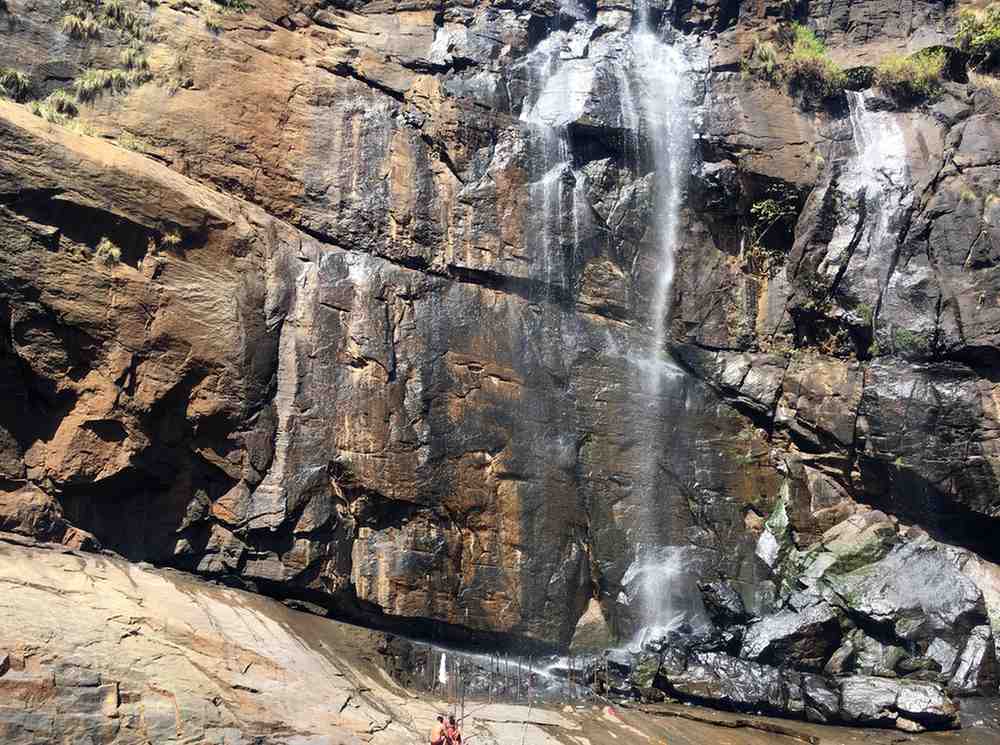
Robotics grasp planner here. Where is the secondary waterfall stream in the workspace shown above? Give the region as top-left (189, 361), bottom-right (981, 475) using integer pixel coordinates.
top-left (521, 2), bottom-right (701, 641)
top-left (820, 91), bottom-right (912, 336)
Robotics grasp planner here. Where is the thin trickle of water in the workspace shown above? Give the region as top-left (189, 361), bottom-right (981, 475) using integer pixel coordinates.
top-left (816, 91), bottom-right (912, 322)
top-left (847, 91), bottom-right (908, 179)
top-left (633, 13), bottom-right (692, 383)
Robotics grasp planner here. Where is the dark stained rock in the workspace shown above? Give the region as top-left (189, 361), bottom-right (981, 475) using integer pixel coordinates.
top-left (698, 580), bottom-right (749, 628)
top-left (951, 625), bottom-right (1000, 694)
top-left (662, 651), bottom-right (789, 714)
top-left (839, 676), bottom-right (960, 730)
top-left (650, 645), bottom-right (961, 731)
top-left (801, 673), bottom-right (840, 724)
top-left (740, 597), bottom-right (842, 671)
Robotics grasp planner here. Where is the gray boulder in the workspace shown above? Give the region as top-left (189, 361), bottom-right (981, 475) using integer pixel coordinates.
top-left (665, 651), bottom-right (788, 714)
top-left (653, 648), bottom-right (960, 731)
top-left (951, 625), bottom-right (999, 693)
top-left (801, 673), bottom-right (840, 724)
top-left (740, 596), bottom-right (841, 671)
top-left (839, 676), bottom-right (959, 730)
top-left (823, 536), bottom-right (990, 648)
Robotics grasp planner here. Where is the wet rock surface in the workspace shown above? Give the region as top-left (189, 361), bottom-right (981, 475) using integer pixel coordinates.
top-left (0, 0), bottom-right (1000, 735)
top-left (12, 533), bottom-right (999, 745)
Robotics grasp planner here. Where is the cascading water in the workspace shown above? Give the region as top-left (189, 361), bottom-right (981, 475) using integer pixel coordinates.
top-left (817, 91), bottom-right (911, 328)
top-left (843, 91), bottom-right (909, 257)
top-left (633, 6), bottom-right (691, 381)
top-left (518, 4), bottom-right (594, 295)
top-left (520, 2), bottom-right (705, 644)
top-left (622, 4), bottom-right (706, 643)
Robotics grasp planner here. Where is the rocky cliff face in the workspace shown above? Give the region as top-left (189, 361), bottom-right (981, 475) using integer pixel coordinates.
top-left (2, 0), bottom-right (1000, 730)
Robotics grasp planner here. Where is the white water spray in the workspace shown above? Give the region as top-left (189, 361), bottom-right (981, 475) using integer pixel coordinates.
top-left (438, 652), bottom-right (448, 686)
top-left (844, 90), bottom-right (909, 253)
top-left (519, 2), bottom-right (703, 641)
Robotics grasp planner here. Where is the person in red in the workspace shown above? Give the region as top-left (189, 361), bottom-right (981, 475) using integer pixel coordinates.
top-left (445, 714), bottom-right (462, 744)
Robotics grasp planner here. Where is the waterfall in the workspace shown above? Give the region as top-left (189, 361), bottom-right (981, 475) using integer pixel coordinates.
top-left (818, 91), bottom-right (911, 327)
top-left (634, 5), bottom-right (691, 377)
top-left (519, 1), bottom-right (703, 642)
top-left (626, 5), bottom-right (702, 640)
top-left (844, 91), bottom-right (909, 252)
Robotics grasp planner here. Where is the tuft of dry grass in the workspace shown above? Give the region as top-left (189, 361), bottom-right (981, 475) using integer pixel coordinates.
top-left (94, 237), bottom-right (122, 265)
top-left (61, 13), bottom-right (101, 39)
top-left (0, 67), bottom-right (31, 101)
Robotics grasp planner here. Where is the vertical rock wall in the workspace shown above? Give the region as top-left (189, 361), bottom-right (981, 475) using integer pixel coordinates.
top-left (0, 0), bottom-right (999, 673)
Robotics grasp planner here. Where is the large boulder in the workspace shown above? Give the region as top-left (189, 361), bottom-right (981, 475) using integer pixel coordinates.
top-left (740, 595), bottom-right (842, 671)
top-left (698, 579), bottom-right (750, 628)
top-left (840, 676), bottom-right (960, 731)
top-left (822, 535), bottom-right (990, 648)
top-left (652, 646), bottom-right (961, 731)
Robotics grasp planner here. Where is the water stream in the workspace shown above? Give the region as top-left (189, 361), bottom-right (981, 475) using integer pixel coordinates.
top-left (626, 2), bottom-right (699, 642)
top-left (819, 91), bottom-right (912, 320)
top-left (519, 2), bottom-right (702, 643)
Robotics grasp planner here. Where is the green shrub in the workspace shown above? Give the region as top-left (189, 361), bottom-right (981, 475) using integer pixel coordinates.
top-left (0, 67), bottom-right (31, 102)
top-left (29, 98), bottom-right (94, 134)
top-left (894, 328), bottom-right (931, 354)
top-left (743, 186), bottom-right (799, 278)
top-left (875, 49), bottom-right (947, 102)
top-left (94, 237), bottom-right (122, 266)
top-left (102, 0), bottom-right (145, 39)
top-left (203, 10), bottom-right (222, 32)
top-left (213, 0), bottom-right (251, 10)
top-left (785, 24), bottom-right (847, 98)
top-left (856, 302), bottom-right (874, 326)
top-left (61, 13), bottom-right (101, 39)
top-left (160, 230), bottom-right (182, 247)
top-left (117, 130), bottom-right (146, 151)
top-left (120, 46), bottom-right (149, 71)
top-left (957, 3), bottom-right (1000, 72)
top-left (29, 100), bottom-right (63, 123)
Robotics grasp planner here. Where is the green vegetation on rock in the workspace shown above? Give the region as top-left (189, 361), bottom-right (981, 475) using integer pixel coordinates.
top-left (786, 24), bottom-right (848, 98)
top-left (61, 13), bottom-right (101, 39)
top-left (74, 68), bottom-right (133, 102)
top-left (893, 328), bottom-right (932, 355)
top-left (94, 237), bottom-right (122, 266)
top-left (875, 49), bottom-right (947, 102)
top-left (743, 25), bottom-right (848, 103)
top-left (957, 2), bottom-right (1000, 72)
top-left (744, 186), bottom-right (799, 278)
